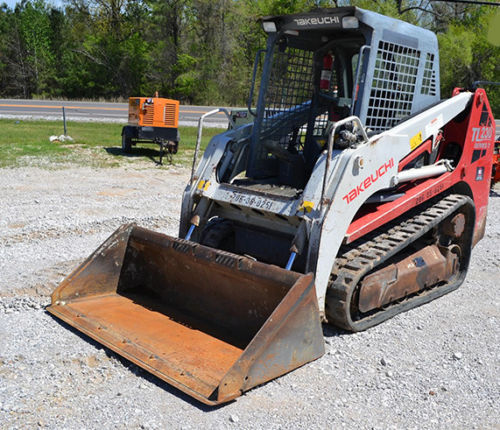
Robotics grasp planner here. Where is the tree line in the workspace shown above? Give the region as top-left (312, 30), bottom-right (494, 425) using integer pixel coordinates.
top-left (0, 0), bottom-right (498, 114)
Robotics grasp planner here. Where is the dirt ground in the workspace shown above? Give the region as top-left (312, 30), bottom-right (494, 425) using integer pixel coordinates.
top-left (0, 164), bottom-right (498, 429)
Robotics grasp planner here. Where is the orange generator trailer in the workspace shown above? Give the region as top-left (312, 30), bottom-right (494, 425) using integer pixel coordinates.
top-left (121, 96), bottom-right (180, 163)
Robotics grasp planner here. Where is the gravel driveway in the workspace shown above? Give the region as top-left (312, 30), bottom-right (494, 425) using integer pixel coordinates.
top-left (0, 165), bottom-right (498, 429)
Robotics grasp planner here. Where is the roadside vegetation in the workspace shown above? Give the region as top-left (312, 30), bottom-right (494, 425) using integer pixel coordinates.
top-left (0, 119), bottom-right (224, 168)
top-left (0, 0), bottom-right (498, 115)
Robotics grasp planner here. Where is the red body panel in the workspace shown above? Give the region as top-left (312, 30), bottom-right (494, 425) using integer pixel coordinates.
top-left (346, 89), bottom-right (495, 245)
top-left (493, 140), bottom-right (500, 184)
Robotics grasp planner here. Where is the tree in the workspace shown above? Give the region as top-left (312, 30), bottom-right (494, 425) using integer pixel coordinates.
top-left (0, 0), bottom-right (57, 97)
top-left (438, 7), bottom-right (499, 114)
top-left (0, 0), bottom-right (497, 112)
top-left (144, 0), bottom-right (191, 98)
top-left (60, 0), bottom-right (151, 98)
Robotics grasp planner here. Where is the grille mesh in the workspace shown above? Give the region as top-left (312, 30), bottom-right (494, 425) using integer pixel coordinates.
top-left (366, 41), bottom-right (421, 132)
top-left (143, 106), bottom-right (154, 125)
top-left (261, 47), bottom-right (315, 146)
top-left (421, 53), bottom-right (436, 96)
top-left (164, 104), bottom-right (177, 126)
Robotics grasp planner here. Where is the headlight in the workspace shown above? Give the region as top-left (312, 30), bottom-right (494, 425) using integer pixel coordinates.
top-left (262, 21), bottom-right (277, 32)
top-left (342, 16), bottom-right (359, 29)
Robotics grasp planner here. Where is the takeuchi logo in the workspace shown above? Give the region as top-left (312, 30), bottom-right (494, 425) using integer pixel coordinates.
top-left (293, 16), bottom-right (340, 26)
top-left (342, 158), bottom-right (395, 204)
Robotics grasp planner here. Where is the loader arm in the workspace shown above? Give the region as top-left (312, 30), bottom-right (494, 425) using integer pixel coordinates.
top-left (311, 91), bottom-right (473, 309)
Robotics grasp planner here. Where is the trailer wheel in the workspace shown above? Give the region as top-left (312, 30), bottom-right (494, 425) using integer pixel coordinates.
top-left (122, 134), bottom-right (132, 153)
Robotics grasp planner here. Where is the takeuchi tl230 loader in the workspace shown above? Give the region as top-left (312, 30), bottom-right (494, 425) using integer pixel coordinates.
top-left (48, 7), bottom-right (495, 405)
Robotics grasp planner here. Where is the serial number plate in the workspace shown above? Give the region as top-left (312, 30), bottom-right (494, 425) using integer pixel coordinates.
top-left (228, 192), bottom-right (275, 211)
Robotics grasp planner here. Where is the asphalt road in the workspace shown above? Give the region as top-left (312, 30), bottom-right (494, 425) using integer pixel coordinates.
top-left (0, 99), bottom-right (235, 127)
top-left (1, 99), bottom-right (498, 134)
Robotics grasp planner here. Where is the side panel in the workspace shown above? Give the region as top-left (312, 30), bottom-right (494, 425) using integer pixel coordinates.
top-left (136, 127), bottom-right (179, 142)
top-left (346, 90), bottom-right (495, 243)
top-left (128, 98), bottom-right (141, 126)
top-left (131, 97), bottom-right (179, 128)
top-left (311, 92), bottom-right (473, 312)
top-left (447, 88), bottom-right (495, 245)
top-left (355, 8), bottom-right (440, 132)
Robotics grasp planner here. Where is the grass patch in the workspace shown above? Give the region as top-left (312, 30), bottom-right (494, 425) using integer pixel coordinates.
top-left (0, 119), bottom-right (224, 168)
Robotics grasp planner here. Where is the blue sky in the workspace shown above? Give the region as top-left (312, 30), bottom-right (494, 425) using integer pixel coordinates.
top-left (3, 0), bottom-right (63, 9)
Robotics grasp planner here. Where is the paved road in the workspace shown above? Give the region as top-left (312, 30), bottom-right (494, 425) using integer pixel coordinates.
top-left (1, 99), bottom-right (498, 133)
top-left (0, 99), bottom-right (236, 127)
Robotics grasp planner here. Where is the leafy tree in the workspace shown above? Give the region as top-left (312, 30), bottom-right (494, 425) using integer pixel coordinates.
top-left (0, 0), bottom-right (497, 113)
top-left (0, 0), bottom-right (57, 97)
top-left (144, 0), bottom-right (191, 98)
top-left (438, 8), bottom-right (499, 115)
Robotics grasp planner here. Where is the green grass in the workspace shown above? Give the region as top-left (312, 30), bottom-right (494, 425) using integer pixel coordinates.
top-left (0, 119), bottom-right (225, 168)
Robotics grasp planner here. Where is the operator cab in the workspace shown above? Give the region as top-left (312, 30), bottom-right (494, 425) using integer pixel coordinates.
top-left (217, 7), bottom-right (368, 191)
top-left (216, 7), bottom-right (440, 194)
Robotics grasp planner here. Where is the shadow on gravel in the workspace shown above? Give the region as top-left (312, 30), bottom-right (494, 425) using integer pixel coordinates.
top-left (45, 310), bottom-right (232, 411)
top-left (105, 147), bottom-right (169, 166)
top-left (322, 323), bottom-right (349, 339)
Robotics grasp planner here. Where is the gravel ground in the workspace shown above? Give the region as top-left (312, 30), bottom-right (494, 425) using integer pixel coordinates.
top-left (0, 164), bottom-right (498, 429)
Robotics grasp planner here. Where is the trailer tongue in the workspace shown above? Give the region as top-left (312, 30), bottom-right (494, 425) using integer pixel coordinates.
top-left (47, 224), bottom-right (324, 405)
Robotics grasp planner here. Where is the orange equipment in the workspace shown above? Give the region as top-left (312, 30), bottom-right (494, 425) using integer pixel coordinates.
top-left (121, 96), bottom-right (180, 163)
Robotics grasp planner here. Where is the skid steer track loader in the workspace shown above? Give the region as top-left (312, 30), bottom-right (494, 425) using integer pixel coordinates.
top-left (49, 7), bottom-right (495, 405)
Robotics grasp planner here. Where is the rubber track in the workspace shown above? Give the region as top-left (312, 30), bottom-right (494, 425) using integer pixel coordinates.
top-left (326, 194), bottom-right (473, 332)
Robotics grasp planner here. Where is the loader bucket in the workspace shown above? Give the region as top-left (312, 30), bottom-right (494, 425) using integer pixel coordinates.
top-left (48, 224), bottom-right (324, 405)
